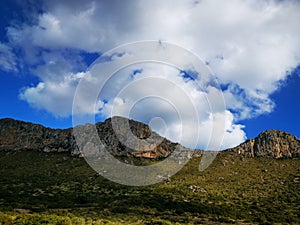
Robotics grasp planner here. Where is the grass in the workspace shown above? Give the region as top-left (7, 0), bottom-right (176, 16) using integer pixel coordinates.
top-left (0, 150), bottom-right (299, 224)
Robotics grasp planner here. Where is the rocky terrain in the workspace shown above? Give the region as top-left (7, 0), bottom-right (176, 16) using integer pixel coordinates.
top-left (0, 117), bottom-right (299, 159)
top-left (0, 117), bottom-right (181, 159)
top-left (229, 129), bottom-right (300, 158)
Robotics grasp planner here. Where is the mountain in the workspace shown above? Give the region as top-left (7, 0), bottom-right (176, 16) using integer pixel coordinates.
top-left (0, 117), bottom-right (184, 159)
top-left (0, 118), bottom-right (299, 224)
top-left (0, 117), bottom-right (299, 159)
top-left (0, 138), bottom-right (299, 224)
top-left (229, 129), bottom-right (300, 158)
top-left (0, 118), bottom-right (75, 153)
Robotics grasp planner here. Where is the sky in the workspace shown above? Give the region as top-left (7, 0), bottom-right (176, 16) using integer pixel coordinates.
top-left (0, 0), bottom-right (299, 150)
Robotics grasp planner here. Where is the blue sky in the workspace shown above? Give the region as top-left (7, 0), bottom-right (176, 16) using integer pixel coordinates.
top-left (0, 0), bottom-right (299, 149)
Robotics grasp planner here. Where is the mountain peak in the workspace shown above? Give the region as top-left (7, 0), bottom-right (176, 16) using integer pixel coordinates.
top-left (0, 117), bottom-right (182, 159)
top-left (1, 117), bottom-right (299, 159)
top-left (230, 129), bottom-right (300, 158)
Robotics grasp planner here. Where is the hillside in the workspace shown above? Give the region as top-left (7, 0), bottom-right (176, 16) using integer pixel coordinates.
top-left (0, 150), bottom-right (299, 224)
top-left (0, 118), bottom-right (299, 224)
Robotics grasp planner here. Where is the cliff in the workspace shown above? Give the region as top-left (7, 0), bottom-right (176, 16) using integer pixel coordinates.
top-left (0, 118), bottom-right (299, 159)
top-left (230, 129), bottom-right (300, 158)
top-left (0, 117), bottom-right (180, 159)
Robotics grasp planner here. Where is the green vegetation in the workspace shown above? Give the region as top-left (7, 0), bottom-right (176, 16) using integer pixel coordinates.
top-left (0, 151), bottom-right (299, 224)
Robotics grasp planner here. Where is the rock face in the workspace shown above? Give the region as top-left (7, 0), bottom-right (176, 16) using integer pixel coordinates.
top-left (1, 118), bottom-right (299, 159)
top-left (0, 117), bottom-right (180, 159)
top-left (0, 118), bottom-right (76, 154)
top-left (230, 130), bottom-right (300, 158)
top-left (94, 117), bottom-right (179, 158)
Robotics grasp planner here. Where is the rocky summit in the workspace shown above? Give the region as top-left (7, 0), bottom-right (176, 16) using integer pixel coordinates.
top-left (0, 117), bottom-right (183, 159)
top-left (0, 117), bottom-right (299, 159)
top-left (230, 129), bottom-right (300, 158)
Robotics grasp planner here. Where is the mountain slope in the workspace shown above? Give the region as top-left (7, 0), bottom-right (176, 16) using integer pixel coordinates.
top-left (0, 118), bottom-right (299, 224)
top-left (0, 149), bottom-right (299, 224)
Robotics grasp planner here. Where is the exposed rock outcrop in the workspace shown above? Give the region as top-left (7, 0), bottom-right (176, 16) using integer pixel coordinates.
top-left (230, 130), bottom-right (300, 158)
top-left (0, 118), bottom-right (75, 153)
top-left (1, 118), bottom-right (299, 159)
top-left (0, 117), bottom-right (181, 159)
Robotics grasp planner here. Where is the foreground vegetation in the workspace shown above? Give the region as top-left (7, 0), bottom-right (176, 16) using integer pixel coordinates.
top-left (0, 150), bottom-right (299, 224)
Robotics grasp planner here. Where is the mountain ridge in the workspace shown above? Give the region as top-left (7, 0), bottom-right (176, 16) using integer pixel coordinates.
top-left (0, 117), bottom-right (185, 159)
top-left (0, 117), bottom-right (299, 159)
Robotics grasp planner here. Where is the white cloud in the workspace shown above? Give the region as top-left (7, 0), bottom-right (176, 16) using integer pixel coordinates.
top-left (72, 59), bottom-right (243, 149)
top-left (19, 72), bottom-right (84, 117)
top-left (0, 42), bottom-right (17, 72)
top-left (8, 0), bottom-right (300, 149)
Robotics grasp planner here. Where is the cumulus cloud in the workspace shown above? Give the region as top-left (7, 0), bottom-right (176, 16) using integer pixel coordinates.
top-left (5, 0), bottom-right (300, 149)
top-left (19, 72), bottom-right (84, 117)
top-left (98, 63), bottom-right (209, 147)
top-left (71, 53), bottom-right (241, 149)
